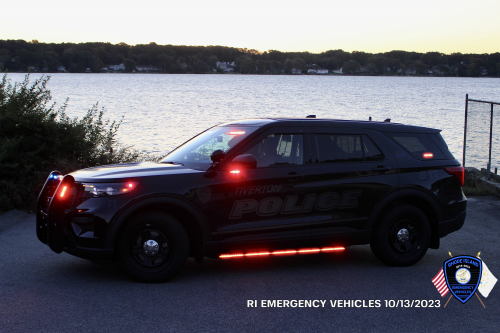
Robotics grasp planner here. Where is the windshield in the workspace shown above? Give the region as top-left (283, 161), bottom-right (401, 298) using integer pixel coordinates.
top-left (160, 126), bottom-right (258, 170)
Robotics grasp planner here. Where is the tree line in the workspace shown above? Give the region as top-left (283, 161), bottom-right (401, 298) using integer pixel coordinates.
top-left (1, 39), bottom-right (499, 77)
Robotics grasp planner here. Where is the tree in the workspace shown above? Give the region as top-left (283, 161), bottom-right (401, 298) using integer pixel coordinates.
top-left (193, 59), bottom-right (209, 73)
top-left (236, 57), bottom-right (255, 74)
top-left (342, 60), bottom-right (360, 74)
top-left (123, 58), bottom-right (137, 72)
top-left (256, 60), bottom-right (269, 74)
top-left (283, 59), bottom-right (293, 73)
top-left (0, 74), bottom-right (139, 211)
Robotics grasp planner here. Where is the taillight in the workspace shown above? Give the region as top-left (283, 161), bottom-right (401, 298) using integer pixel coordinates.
top-left (445, 166), bottom-right (464, 186)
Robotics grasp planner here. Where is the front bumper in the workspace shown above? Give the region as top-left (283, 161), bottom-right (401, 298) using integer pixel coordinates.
top-left (36, 172), bottom-right (113, 260)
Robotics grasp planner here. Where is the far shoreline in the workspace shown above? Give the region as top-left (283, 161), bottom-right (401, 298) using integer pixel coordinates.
top-left (6, 72), bottom-right (498, 79)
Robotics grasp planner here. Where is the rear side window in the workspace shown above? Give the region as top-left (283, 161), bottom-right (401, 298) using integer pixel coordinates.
top-left (313, 134), bottom-right (384, 163)
top-left (384, 132), bottom-right (446, 160)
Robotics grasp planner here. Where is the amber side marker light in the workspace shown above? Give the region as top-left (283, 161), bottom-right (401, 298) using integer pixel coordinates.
top-left (219, 247), bottom-right (345, 259)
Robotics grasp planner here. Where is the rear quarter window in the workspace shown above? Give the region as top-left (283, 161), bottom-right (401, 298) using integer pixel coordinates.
top-left (384, 132), bottom-right (446, 160)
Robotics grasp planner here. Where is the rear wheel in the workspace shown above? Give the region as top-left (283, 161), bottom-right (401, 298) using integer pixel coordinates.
top-left (118, 211), bottom-right (189, 282)
top-left (371, 204), bottom-right (431, 266)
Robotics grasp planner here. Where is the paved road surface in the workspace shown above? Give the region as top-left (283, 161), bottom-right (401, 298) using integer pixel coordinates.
top-left (0, 196), bottom-right (499, 332)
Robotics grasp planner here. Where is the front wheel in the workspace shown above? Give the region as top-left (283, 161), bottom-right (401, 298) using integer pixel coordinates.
top-left (370, 204), bottom-right (431, 266)
top-left (117, 211), bottom-right (189, 282)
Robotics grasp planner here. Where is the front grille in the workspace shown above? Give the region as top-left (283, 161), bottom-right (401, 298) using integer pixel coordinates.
top-left (66, 184), bottom-right (84, 211)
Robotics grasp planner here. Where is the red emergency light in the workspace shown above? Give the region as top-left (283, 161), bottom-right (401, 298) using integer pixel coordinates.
top-left (219, 246), bottom-right (345, 259)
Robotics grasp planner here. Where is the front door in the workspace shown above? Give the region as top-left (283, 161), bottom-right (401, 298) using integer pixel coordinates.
top-left (207, 127), bottom-right (319, 253)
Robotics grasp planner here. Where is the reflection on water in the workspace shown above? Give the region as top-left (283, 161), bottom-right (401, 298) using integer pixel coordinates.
top-left (7, 73), bottom-right (500, 167)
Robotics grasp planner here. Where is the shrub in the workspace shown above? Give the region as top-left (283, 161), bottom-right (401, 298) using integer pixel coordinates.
top-left (0, 74), bottom-right (140, 212)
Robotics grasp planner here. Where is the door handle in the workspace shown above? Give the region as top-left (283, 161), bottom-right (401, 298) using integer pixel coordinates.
top-left (283, 172), bottom-right (304, 181)
top-left (372, 166), bottom-right (391, 172)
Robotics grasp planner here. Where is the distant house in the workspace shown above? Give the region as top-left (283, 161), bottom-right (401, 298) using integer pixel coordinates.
top-left (109, 64), bottom-right (125, 71)
top-left (85, 68), bottom-right (91, 73)
top-left (332, 68), bottom-right (343, 74)
top-left (358, 66), bottom-right (368, 73)
top-left (405, 68), bottom-right (416, 75)
top-left (27, 66), bottom-right (37, 72)
top-left (136, 66), bottom-right (160, 73)
top-left (291, 68), bottom-right (302, 74)
top-left (101, 67), bottom-right (109, 72)
top-left (307, 69), bottom-right (328, 74)
top-left (216, 61), bottom-right (235, 72)
top-left (58, 66), bottom-right (66, 72)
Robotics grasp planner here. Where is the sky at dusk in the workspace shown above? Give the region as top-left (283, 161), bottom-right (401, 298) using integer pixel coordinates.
top-left (3, 0), bottom-right (499, 54)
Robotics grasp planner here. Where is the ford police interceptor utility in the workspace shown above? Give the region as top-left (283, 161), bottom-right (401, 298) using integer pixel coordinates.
top-left (37, 118), bottom-right (467, 282)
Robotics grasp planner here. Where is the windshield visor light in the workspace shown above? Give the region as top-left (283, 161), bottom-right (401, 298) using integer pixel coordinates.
top-left (226, 131), bottom-right (246, 135)
top-left (83, 182), bottom-right (139, 198)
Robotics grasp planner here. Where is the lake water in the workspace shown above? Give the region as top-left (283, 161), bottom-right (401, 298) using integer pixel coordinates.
top-left (6, 73), bottom-right (500, 168)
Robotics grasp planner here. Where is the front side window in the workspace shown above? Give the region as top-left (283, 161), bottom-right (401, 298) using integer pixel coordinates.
top-left (160, 126), bottom-right (258, 169)
top-left (241, 134), bottom-right (304, 167)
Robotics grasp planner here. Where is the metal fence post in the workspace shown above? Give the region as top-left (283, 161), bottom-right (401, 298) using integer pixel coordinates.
top-left (463, 94), bottom-right (468, 167)
top-left (488, 103), bottom-right (494, 177)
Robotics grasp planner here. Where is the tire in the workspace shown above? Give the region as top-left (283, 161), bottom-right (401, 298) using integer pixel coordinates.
top-left (117, 211), bottom-right (189, 282)
top-left (370, 204), bottom-right (431, 266)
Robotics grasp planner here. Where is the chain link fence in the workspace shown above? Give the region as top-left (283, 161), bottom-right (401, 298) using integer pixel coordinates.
top-left (463, 95), bottom-right (500, 174)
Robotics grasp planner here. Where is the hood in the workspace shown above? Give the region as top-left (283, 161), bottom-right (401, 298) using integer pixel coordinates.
top-left (70, 162), bottom-right (201, 182)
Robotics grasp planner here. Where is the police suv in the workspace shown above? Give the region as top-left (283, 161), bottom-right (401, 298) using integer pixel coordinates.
top-left (37, 118), bottom-right (467, 282)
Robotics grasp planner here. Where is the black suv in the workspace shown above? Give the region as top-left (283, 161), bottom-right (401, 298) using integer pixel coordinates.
top-left (37, 118), bottom-right (466, 282)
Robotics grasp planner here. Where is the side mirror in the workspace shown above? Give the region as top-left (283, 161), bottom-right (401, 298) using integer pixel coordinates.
top-left (210, 149), bottom-right (225, 163)
top-left (230, 154), bottom-right (257, 170)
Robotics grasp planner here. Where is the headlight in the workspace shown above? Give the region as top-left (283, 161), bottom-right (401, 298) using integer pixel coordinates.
top-left (82, 182), bottom-right (139, 198)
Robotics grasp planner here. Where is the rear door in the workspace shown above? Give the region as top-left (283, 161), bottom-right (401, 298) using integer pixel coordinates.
top-left (307, 126), bottom-right (399, 246)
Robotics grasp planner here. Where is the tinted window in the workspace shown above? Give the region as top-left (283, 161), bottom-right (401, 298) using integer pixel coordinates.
top-left (314, 134), bottom-right (383, 163)
top-left (241, 134), bottom-right (304, 167)
top-left (384, 132), bottom-right (446, 160)
top-left (362, 135), bottom-right (384, 161)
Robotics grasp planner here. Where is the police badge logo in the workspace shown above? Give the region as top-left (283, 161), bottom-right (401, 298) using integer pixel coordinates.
top-left (196, 187), bottom-right (212, 204)
top-left (443, 255), bottom-right (482, 304)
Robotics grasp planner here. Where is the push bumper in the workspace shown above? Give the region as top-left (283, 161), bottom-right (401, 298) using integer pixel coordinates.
top-left (36, 172), bottom-right (113, 260)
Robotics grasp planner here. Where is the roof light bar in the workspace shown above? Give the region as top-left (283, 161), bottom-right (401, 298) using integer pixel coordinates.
top-left (219, 246), bottom-right (345, 259)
